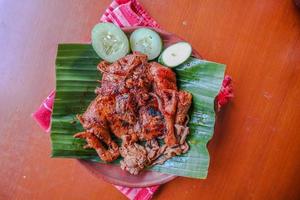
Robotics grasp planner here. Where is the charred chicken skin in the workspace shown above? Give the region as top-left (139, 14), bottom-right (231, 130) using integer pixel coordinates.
top-left (74, 52), bottom-right (192, 174)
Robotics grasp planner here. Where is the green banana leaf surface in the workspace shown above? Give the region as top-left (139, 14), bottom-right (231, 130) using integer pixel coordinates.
top-left (51, 44), bottom-right (226, 179)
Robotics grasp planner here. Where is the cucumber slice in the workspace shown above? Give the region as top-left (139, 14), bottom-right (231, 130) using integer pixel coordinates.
top-left (159, 42), bottom-right (192, 67)
top-left (91, 23), bottom-right (129, 62)
top-left (130, 28), bottom-right (162, 60)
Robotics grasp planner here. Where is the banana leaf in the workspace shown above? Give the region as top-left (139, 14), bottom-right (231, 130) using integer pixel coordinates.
top-left (51, 44), bottom-right (225, 179)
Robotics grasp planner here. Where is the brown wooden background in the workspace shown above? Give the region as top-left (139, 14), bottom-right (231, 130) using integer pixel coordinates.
top-left (0, 0), bottom-right (300, 199)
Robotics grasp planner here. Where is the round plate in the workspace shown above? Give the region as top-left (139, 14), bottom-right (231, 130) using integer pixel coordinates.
top-left (79, 160), bottom-right (176, 187)
top-left (79, 26), bottom-right (201, 188)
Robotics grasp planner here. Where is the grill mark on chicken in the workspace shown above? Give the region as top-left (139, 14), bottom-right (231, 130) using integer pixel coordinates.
top-left (74, 52), bottom-right (192, 174)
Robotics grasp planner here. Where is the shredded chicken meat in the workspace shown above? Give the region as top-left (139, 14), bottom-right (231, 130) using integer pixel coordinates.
top-left (74, 52), bottom-right (192, 175)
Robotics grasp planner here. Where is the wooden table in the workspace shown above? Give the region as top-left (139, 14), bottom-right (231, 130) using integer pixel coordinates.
top-left (1, 0), bottom-right (300, 199)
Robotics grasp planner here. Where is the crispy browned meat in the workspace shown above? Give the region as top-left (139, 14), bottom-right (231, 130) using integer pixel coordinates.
top-left (138, 99), bottom-right (164, 141)
top-left (150, 62), bottom-right (178, 146)
top-left (74, 52), bottom-right (193, 174)
top-left (74, 95), bottom-right (119, 162)
top-left (96, 52), bottom-right (150, 97)
top-left (150, 62), bottom-right (177, 91)
top-left (176, 91), bottom-right (193, 125)
top-left (107, 93), bottom-right (138, 139)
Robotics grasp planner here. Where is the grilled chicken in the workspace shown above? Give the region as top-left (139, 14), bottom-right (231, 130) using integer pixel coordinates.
top-left (74, 52), bottom-right (192, 174)
top-left (138, 101), bottom-right (165, 140)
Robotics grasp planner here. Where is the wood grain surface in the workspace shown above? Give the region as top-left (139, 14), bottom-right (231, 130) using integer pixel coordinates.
top-left (0, 0), bottom-right (300, 199)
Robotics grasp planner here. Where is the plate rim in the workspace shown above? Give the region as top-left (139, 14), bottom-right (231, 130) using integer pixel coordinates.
top-left (79, 160), bottom-right (177, 187)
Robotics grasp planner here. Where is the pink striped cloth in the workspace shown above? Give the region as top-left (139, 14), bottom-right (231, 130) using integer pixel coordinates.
top-left (32, 1), bottom-right (233, 199)
top-left (100, 0), bottom-right (160, 28)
